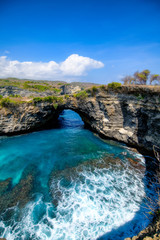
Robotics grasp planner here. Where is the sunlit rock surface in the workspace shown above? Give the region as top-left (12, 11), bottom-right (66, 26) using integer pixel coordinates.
top-left (0, 85), bottom-right (159, 152)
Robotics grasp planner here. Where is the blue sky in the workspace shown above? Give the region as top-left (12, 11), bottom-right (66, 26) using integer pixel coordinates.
top-left (0, 0), bottom-right (160, 83)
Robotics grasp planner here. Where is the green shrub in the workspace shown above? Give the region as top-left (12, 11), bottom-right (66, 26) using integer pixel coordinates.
top-left (65, 94), bottom-right (69, 99)
top-left (32, 85), bottom-right (49, 91)
top-left (52, 96), bottom-right (58, 101)
top-left (107, 82), bottom-right (122, 89)
top-left (0, 97), bottom-right (16, 107)
top-left (0, 79), bottom-right (21, 87)
top-left (56, 96), bottom-right (64, 104)
top-left (23, 83), bottom-right (32, 89)
top-left (33, 97), bottom-right (43, 103)
top-left (33, 95), bottom-right (64, 106)
top-left (75, 90), bottom-right (88, 99)
top-left (9, 94), bottom-right (14, 97)
top-left (9, 94), bottom-right (21, 98)
top-left (92, 86), bottom-right (98, 92)
top-left (91, 86), bottom-right (98, 96)
top-left (43, 82), bottom-right (49, 86)
top-left (0, 95), bottom-right (3, 99)
top-left (53, 103), bottom-right (58, 109)
top-left (44, 96), bottom-right (54, 103)
top-left (86, 89), bottom-right (91, 93)
top-left (1, 98), bottom-right (11, 107)
top-left (16, 94), bottom-right (21, 98)
top-left (99, 85), bottom-right (107, 90)
top-left (53, 88), bottom-right (61, 93)
top-left (23, 83), bottom-right (51, 92)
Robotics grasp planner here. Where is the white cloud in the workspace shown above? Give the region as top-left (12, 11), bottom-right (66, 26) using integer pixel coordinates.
top-left (0, 54), bottom-right (104, 81)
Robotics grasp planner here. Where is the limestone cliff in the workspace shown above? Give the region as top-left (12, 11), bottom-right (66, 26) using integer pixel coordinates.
top-left (0, 101), bottom-right (60, 134)
top-left (65, 88), bottom-right (160, 152)
top-left (0, 85), bottom-right (159, 152)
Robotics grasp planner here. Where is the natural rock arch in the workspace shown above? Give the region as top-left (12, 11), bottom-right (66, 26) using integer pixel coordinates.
top-left (0, 90), bottom-right (159, 153)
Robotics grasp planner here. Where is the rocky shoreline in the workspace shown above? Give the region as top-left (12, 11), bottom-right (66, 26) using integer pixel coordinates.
top-left (0, 84), bottom-right (159, 153)
top-left (0, 82), bottom-right (160, 239)
top-left (125, 211), bottom-right (160, 240)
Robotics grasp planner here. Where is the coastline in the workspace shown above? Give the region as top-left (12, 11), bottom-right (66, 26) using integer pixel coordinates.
top-left (0, 81), bottom-right (159, 239)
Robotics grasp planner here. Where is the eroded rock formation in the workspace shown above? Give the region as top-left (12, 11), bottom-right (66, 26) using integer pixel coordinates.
top-left (0, 84), bottom-right (160, 239)
top-left (0, 86), bottom-right (159, 152)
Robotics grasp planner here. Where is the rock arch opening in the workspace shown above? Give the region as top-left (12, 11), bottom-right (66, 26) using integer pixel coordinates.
top-left (57, 109), bottom-right (85, 129)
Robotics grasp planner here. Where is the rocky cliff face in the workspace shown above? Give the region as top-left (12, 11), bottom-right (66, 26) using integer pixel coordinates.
top-left (0, 86), bottom-right (159, 152)
top-left (65, 89), bottom-right (160, 152)
top-left (125, 209), bottom-right (160, 240)
top-left (0, 101), bottom-right (60, 135)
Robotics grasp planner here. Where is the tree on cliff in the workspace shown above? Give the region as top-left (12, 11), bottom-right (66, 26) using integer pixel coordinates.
top-left (122, 70), bottom-right (160, 85)
top-left (122, 75), bottom-right (135, 85)
top-left (150, 74), bottom-right (160, 85)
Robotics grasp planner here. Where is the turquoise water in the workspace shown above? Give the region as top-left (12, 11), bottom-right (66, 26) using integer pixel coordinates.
top-left (0, 110), bottom-right (152, 239)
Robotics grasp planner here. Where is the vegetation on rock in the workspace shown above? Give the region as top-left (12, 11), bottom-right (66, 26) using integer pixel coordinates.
top-left (23, 82), bottom-right (61, 92)
top-left (74, 90), bottom-right (88, 99)
top-left (91, 86), bottom-right (98, 96)
top-left (33, 95), bottom-right (64, 107)
top-left (107, 82), bottom-right (122, 89)
top-left (0, 97), bottom-right (24, 107)
top-left (0, 78), bottom-right (62, 93)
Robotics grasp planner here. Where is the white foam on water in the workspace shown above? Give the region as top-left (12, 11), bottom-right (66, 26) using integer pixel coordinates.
top-left (0, 161), bottom-right (148, 240)
top-left (124, 146), bottom-right (146, 165)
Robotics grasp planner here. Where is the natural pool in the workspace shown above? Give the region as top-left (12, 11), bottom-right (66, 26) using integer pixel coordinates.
top-left (0, 110), bottom-right (153, 240)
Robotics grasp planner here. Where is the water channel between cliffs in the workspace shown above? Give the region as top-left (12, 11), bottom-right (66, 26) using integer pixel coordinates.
top-left (0, 110), bottom-right (155, 240)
